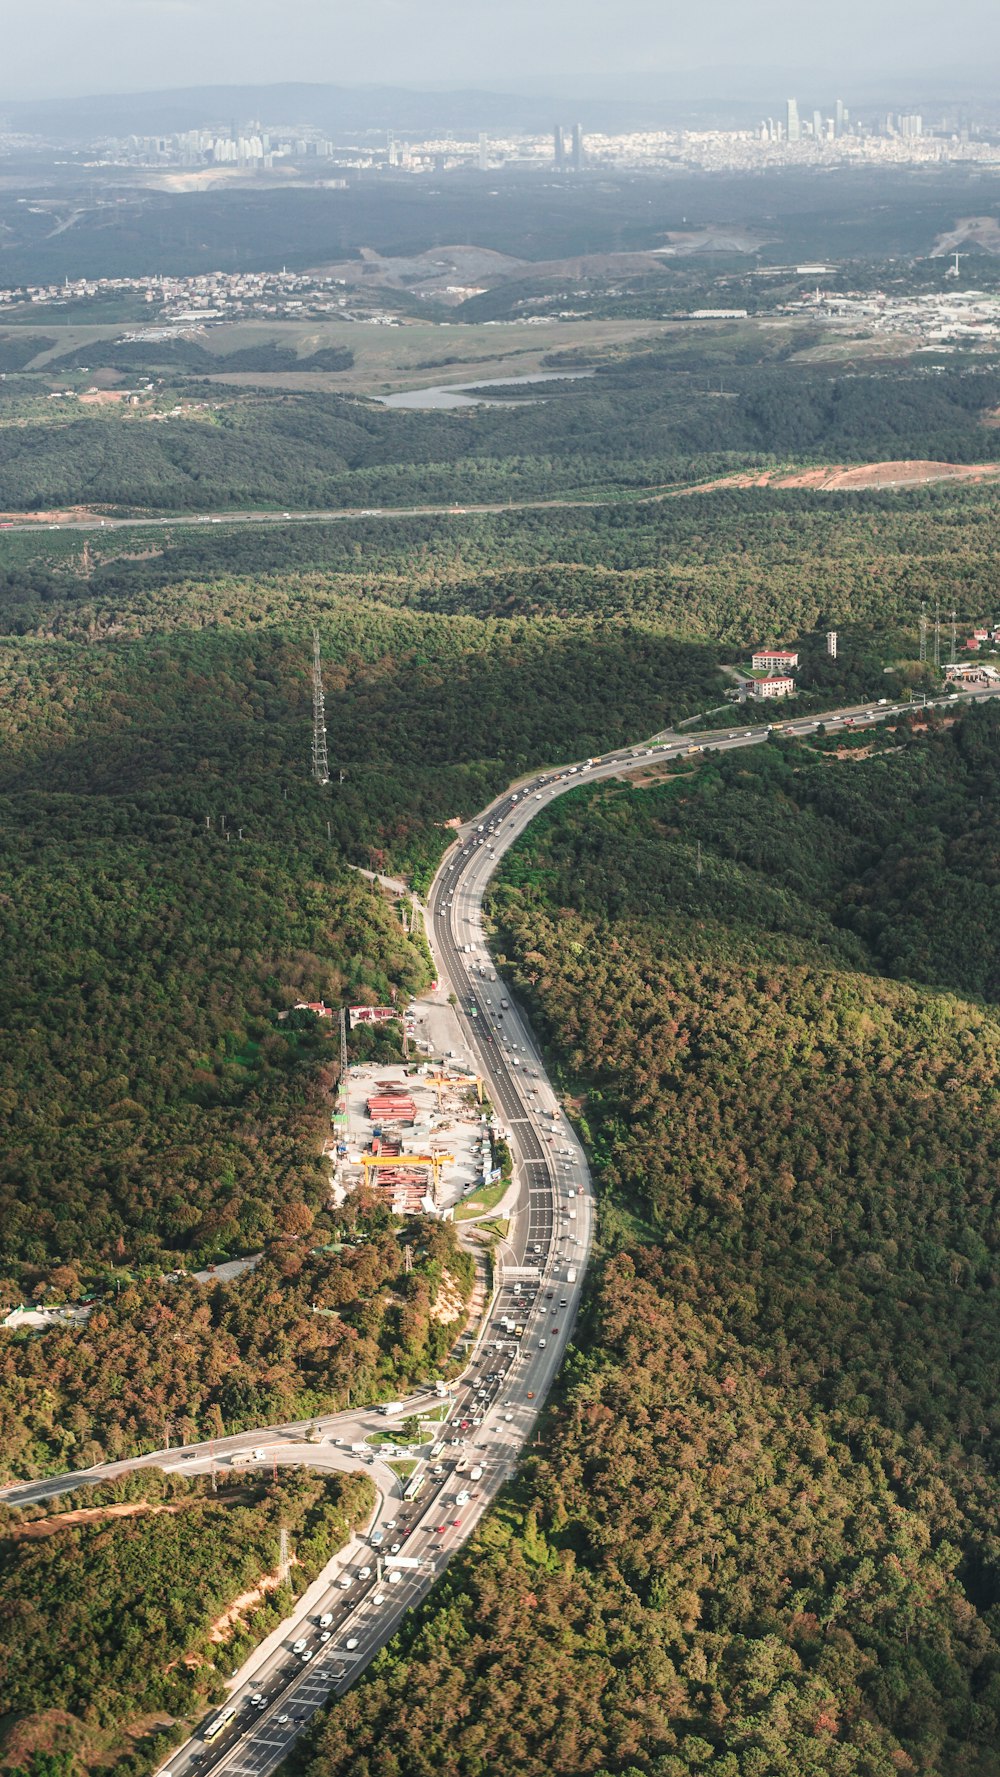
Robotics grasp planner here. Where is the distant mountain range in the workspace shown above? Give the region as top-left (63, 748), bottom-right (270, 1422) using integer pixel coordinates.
top-left (0, 78), bottom-right (991, 143)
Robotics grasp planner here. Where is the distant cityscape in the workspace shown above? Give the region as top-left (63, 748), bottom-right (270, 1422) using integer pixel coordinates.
top-left (3, 96), bottom-right (1000, 177)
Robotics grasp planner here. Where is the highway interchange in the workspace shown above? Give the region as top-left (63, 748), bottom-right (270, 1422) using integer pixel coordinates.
top-left (2, 687), bottom-right (996, 1775)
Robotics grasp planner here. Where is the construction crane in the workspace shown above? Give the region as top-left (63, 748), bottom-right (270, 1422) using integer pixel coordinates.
top-left (359, 1153), bottom-right (455, 1203)
top-left (425, 1072), bottom-right (483, 1105)
top-left (360, 1158), bottom-right (454, 1187)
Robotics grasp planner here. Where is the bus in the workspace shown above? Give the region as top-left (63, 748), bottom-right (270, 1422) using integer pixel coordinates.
top-left (403, 1471), bottom-right (426, 1502)
top-left (204, 1706), bottom-right (237, 1742)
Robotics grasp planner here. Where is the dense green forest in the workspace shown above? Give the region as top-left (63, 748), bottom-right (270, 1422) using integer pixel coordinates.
top-left (0, 1202), bottom-right (474, 1479)
top-left (292, 706), bottom-right (1000, 1777)
top-left (0, 1465), bottom-right (373, 1776)
top-left (1, 347), bottom-right (1000, 511)
top-left (4, 475), bottom-right (995, 644)
top-left (0, 826), bottom-right (426, 1274)
top-left (0, 503), bottom-right (720, 1483)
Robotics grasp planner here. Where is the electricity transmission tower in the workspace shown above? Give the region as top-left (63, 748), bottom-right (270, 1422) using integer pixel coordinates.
top-left (950, 609), bottom-right (958, 666)
top-left (933, 603), bottom-right (941, 669)
top-left (278, 1526), bottom-right (290, 1585)
top-left (919, 607), bottom-right (927, 663)
top-left (311, 629), bottom-right (330, 785)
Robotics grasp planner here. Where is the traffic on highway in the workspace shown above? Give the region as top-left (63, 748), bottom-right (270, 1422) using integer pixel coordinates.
top-left (2, 688), bottom-right (993, 1777)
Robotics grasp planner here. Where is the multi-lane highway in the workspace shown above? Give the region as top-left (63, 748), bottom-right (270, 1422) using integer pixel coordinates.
top-left (2, 687), bottom-right (994, 1776)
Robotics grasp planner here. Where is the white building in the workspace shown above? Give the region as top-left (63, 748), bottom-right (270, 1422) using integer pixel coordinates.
top-left (752, 648), bottom-right (800, 672)
top-left (754, 676), bottom-right (796, 699)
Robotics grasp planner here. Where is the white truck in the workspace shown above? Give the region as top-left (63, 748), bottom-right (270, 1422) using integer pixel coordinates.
top-left (567, 1268), bottom-right (578, 1283)
top-left (229, 1447), bottom-right (268, 1467)
top-left (378, 1401), bottom-right (407, 1417)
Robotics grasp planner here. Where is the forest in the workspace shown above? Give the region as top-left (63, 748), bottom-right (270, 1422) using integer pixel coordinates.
top-left (5, 475), bottom-right (996, 644)
top-left (1, 344), bottom-right (1000, 511)
top-left (0, 1202), bottom-right (474, 1479)
top-left (289, 705), bottom-right (1000, 1777)
top-left (0, 500), bottom-right (722, 1484)
top-left (0, 1464), bottom-right (373, 1776)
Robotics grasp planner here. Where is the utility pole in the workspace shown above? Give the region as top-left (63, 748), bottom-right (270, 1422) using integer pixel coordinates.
top-left (311, 628), bottom-right (330, 785)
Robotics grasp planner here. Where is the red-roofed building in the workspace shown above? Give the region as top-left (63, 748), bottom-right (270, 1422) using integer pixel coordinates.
top-left (752, 648), bottom-right (799, 672)
top-left (753, 676), bottom-right (796, 699)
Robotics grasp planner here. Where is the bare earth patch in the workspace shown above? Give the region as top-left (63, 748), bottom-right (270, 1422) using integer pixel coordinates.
top-left (9, 1500), bottom-right (178, 1541)
top-left (208, 1567), bottom-right (292, 1644)
top-left (674, 460), bottom-right (1000, 496)
top-left (430, 1265), bottom-right (467, 1326)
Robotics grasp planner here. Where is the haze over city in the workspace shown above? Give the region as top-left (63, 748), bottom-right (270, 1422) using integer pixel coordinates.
top-left (2, 0), bottom-right (1000, 99)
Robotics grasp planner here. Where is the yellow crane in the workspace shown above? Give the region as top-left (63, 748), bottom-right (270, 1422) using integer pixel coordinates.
top-left (359, 1153), bottom-right (456, 1199)
top-left (425, 1072), bottom-right (483, 1106)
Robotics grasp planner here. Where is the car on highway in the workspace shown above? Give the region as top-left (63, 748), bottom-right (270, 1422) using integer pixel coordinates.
top-left (301, 1649), bottom-right (314, 1662)
top-left (538, 1338), bottom-right (547, 1348)
top-left (278, 1713), bottom-right (290, 1724)
top-left (293, 1638), bottom-right (308, 1652)
top-left (320, 1630), bottom-right (332, 1642)
top-left (452, 1517), bottom-right (462, 1526)
top-left (346, 1637), bottom-right (359, 1649)
top-left (389, 1542), bottom-right (402, 1553)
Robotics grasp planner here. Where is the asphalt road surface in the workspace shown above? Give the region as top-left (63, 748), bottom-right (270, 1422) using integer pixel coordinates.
top-left (2, 688), bottom-right (994, 1776)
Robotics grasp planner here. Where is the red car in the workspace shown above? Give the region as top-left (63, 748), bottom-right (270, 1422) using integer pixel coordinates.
top-left (451, 1518), bottom-right (461, 1527)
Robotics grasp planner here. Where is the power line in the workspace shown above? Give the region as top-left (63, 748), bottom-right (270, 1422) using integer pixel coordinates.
top-left (311, 628), bottom-right (330, 785)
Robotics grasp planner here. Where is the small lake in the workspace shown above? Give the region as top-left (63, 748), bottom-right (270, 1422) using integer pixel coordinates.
top-left (378, 370), bottom-right (596, 410)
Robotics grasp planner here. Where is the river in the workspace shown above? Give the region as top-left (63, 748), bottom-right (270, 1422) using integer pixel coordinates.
top-left (378, 370), bottom-right (596, 410)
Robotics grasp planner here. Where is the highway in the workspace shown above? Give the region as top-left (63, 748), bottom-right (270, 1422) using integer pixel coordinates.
top-left (0, 495), bottom-right (637, 535)
top-left (1, 686), bottom-right (995, 1776)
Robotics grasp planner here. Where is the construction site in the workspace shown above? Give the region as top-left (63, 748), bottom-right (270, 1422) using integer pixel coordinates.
top-left (331, 1057), bottom-right (491, 1217)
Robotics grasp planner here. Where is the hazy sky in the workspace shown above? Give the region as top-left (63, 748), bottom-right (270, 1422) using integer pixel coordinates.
top-left (3, 0), bottom-right (998, 99)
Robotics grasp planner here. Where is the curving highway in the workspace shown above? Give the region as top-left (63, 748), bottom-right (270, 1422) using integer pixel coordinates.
top-left (2, 688), bottom-right (996, 1776)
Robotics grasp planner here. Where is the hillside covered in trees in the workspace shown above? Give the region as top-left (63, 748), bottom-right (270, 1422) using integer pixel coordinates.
top-left (292, 706), bottom-right (1000, 1777)
top-left (0, 1465), bottom-right (373, 1777)
top-left (0, 503), bottom-right (723, 1486)
top-left (1, 336), bottom-right (1000, 512)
